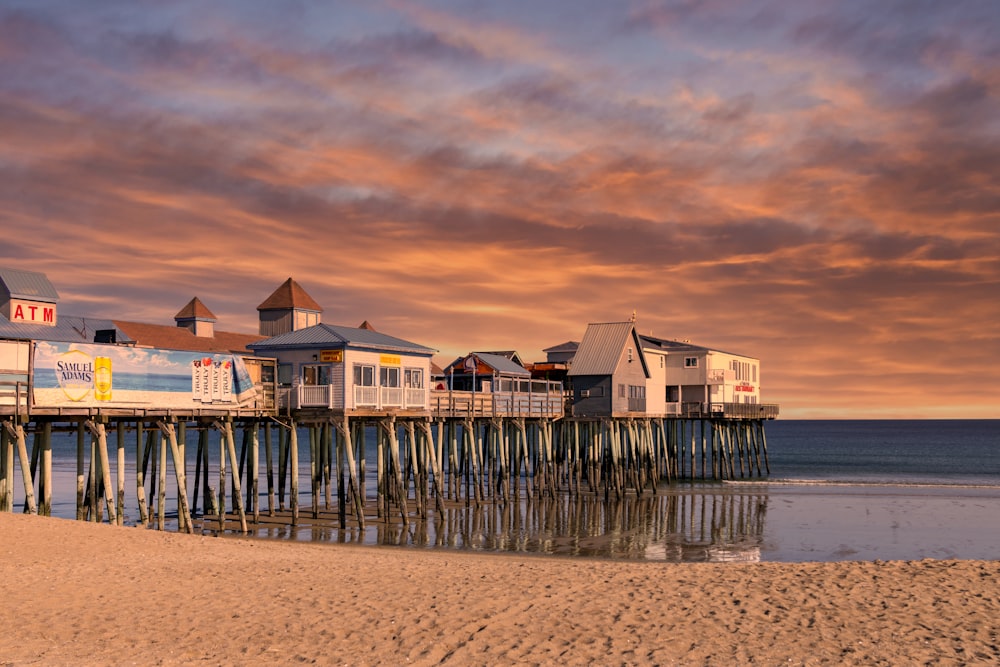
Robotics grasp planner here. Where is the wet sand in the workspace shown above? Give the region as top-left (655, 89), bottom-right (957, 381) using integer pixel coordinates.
top-left (1, 513), bottom-right (998, 665)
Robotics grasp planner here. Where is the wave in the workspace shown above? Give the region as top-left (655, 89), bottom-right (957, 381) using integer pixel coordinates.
top-left (723, 478), bottom-right (1000, 491)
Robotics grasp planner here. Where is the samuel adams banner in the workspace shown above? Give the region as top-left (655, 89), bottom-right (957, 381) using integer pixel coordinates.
top-left (32, 341), bottom-right (257, 409)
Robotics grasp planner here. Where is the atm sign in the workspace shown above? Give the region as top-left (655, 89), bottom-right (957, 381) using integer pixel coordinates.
top-left (9, 299), bottom-right (57, 326)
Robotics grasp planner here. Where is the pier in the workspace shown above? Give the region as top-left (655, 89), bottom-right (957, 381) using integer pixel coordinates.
top-left (0, 267), bottom-right (778, 537)
top-left (1, 396), bottom-right (775, 536)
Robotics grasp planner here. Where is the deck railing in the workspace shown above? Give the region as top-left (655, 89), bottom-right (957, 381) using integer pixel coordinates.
top-left (429, 389), bottom-right (564, 418)
top-left (0, 379), bottom-right (28, 416)
top-left (277, 387), bottom-right (778, 420)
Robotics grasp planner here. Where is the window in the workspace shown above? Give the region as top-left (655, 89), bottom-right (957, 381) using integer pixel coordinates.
top-left (659, 356), bottom-right (664, 368)
top-left (627, 347), bottom-right (633, 362)
top-left (277, 363), bottom-right (293, 386)
top-left (302, 364), bottom-right (330, 386)
top-left (684, 357), bottom-right (698, 368)
top-left (353, 364), bottom-right (375, 386)
top-left (295, 310), bottom-right (319, 330)
top-left (380, 366), bottom-right (400, 387)
top-left (404, 368), bottom-right (423, 389)
top-left (618, 384), bottom-right (626, 398)
top-left (628, 385), bottom-right (645, 399)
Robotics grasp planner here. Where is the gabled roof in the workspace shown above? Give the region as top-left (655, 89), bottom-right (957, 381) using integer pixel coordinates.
top-left (257, 278), bottom-right (323, 312)
top-left (568, 322), bottom-right (649, 377)
top-left (0, 267), bottom-right (59, 302)
top-left (543, 341), bottom-right (579, 353)
top-left (174, 297), bottom-right (217, 321)
top-left (444, 352), bottom-right (530, 377)
top-left (249, 323), bottom-right (435, 355)
top-left (0, 313), bottom-right (132, 344)
top-left (640, 333), bottom-right (753, 359)
top-left (113, 320), bottom-right (262, 354)
top-left (475, 350), bottom-right (525, 366)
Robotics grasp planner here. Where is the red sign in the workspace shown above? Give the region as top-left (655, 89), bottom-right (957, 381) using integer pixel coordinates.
top-left (735, 384), bottom-right (755, 392)
top-left (9, 299), bottom-right (57, 326)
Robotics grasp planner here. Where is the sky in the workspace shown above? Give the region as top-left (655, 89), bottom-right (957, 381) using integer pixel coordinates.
top-left (1, 1), bottom-right (998, 419)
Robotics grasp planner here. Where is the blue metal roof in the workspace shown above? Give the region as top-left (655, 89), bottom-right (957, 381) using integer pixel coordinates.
top-left (0, 313), bottom-right (134, 344)
top-left (0, 267), bottom-right (59, 302)
top-left (249, 323), bottom-right (435, 355)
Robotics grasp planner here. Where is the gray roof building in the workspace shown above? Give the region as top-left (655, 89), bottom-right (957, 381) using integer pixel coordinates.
top-left (568, 322), bottom-right (649, 377)
top-left (0, 267), bottom-right (60, 303)
top-left (0, 313), bottom-right (133, 345)
top-left (249, 323), bottom-right (435, 355)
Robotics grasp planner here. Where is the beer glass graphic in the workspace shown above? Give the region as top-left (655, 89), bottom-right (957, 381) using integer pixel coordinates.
top-left (94, 356), bottom-right (113, 401)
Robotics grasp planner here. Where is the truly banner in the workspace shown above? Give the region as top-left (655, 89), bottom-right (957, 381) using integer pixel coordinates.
top-left (32, 341), bottom-right (258, 409)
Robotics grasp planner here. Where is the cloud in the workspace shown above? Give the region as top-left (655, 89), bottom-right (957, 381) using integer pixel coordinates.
top-left (0, 0), bottom-right (997, 417)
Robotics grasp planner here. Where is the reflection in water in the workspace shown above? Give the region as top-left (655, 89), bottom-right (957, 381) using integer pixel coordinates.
top-left (236, 486), bottom-right (768, 563)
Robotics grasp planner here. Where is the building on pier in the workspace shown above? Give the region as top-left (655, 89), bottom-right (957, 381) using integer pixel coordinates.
top-left (114, 297), bottom-right (264, 355)
top-left (435, 351), bottom-right (564, 418)
top-left (249, 322), bottom-right (436, 414)
top-left (640, 334), bottom-right (766, 418)
top-left (1, 267), bottom-right (132, 346)
top-left (257, 277), bottom-right (323, 337)
top-left (442, 352), bottom-right (531, 393)
top-left (0, 267), bottom-right (276, 417)
top-left (526, 341), bottom-right (578, 385)
top-left (561, 320), bottom-right (778, 420)
top-left (567, 321), bottom-right (650, 417)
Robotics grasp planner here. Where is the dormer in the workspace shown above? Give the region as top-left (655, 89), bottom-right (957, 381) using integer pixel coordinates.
top-left (174, 297), bottom-right (217, 338)
top-left (0, 266), bottom-right (59, 327)
top-left (257, 278), bottom-right (323, 336)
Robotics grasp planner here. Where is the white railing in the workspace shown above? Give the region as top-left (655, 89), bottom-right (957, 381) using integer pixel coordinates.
top-left (405, 388), bottom-right (425, 408)
top-left (355, 385), bottom-right (378, 407)
top-left (299, 384), bottom-right (332, 408)
top-left (381, 386), bottom-right (403, 407)
top-left (279, 384), bottom-right (431, 411)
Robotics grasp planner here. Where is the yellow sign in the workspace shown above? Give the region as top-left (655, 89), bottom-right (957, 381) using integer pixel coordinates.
top-left (320, 350), bottom-right (343, 363)
top-left (379, 354), bottom-right (401, 365)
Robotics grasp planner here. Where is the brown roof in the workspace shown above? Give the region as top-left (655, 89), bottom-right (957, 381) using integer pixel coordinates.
top-left (257, 278), bottom-right (323, 312)
top-left (358, 320), bottom-right (376, 330)
top-left (113, 320), bottom-right (264, 354)
top-left (174, 297), bottom-right (217, 321)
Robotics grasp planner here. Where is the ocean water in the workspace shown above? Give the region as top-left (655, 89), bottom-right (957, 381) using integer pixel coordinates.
top-left (7, 420), bottom-right (999, 563)
top-left (764, 419), bottom-right (1000, 487)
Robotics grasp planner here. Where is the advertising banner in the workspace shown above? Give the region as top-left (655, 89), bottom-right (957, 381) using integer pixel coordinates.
top-left (32, 341), bottom-right (258, 409)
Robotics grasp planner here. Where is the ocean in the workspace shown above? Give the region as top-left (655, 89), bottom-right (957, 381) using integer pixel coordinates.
top-left (8, 419), bottom-right (999, 563)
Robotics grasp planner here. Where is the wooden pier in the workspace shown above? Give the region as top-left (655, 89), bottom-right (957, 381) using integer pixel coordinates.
top-left (1, 397), bottom-right (773, 535)
top-left (1, 268), bottom-right (779, 538)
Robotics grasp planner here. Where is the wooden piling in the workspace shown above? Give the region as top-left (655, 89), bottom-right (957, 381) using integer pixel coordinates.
top-left (135, 422), bottom-right (149, 526)
top-left (115, 422), bottom-right (125, 526)
top-left (288, 419), bottom-right (299, 526)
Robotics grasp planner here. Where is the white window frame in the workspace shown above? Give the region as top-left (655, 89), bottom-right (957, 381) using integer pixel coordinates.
top-left (380, 366), bottom-right (400, 388)
top-left (404, 368), bottom-right (423, 389)
top-left (353, 364), bottom-right (375, 387)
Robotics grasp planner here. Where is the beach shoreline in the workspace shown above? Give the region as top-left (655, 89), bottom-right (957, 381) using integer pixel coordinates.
top-left (1, 513), bottom-right (997, 665)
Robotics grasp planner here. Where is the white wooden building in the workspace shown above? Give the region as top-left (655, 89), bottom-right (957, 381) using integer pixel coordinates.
top-left (249, 323), bottom-right (435, 413)
top-left (640, 334), bottom-right (764, 417)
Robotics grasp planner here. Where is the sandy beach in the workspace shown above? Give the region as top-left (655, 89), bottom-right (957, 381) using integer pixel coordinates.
top-left (1, 513), bottom-right (997, 666)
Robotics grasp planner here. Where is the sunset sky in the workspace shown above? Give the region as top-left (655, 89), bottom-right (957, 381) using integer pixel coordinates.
top-left (2, 1), bottom-right (998, 419)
